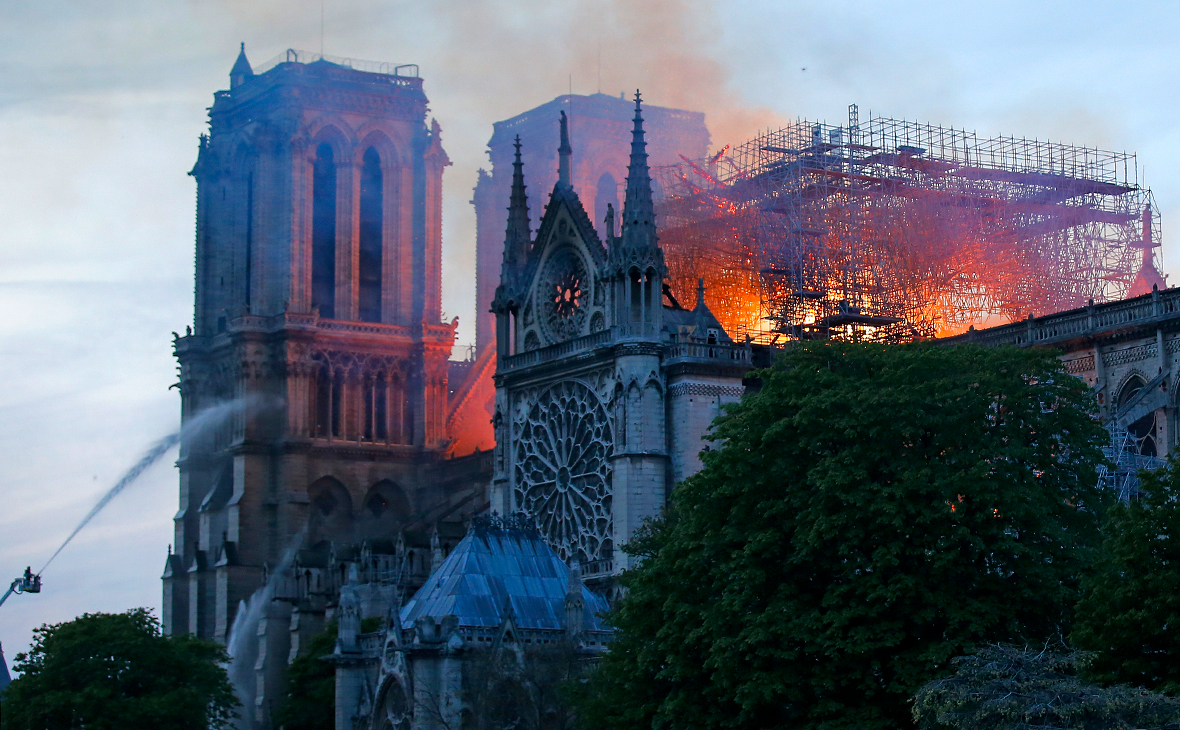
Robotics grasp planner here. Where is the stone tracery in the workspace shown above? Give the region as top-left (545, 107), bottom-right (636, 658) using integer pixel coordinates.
top-left (513, 380), bottom-right (613, 562)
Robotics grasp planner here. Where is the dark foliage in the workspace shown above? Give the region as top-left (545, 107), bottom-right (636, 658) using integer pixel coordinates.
top-left (275, 617), bottom-right (382, 730)
top-left (1, 608), bottom-right (236, 730)
top-left (1074, 455), bottom-right (1180, 695)
top-left (578, 342), bottom-right (1111, 730)
top-left (913, 644), bottom-right (1180, 729)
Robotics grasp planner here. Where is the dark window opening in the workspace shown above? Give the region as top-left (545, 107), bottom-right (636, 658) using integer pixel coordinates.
top-left (358, 147), bottom-right (383, 323)
top-left (217, 316), bottom-right (227, 333)
top-left (314, 366), bottom-right (343, 439)
top-left (362, 376), bottom-right (389, 442)
top-left (314, 491), bottom-right (337, 516)
top-left (245, 170), bottom-right (254, 308)
top-left (366, 493), bottom-right (387, 517)
top-left (375, 377), bottom-right (387, 441)
top-left (312, 143), bottom-right (337, 319)
top-left (630, 269), bottom-right (642, 321)
top-left (331, 373), bottom-right (343, 438)
top-left (314, 367), bottom-right (331, 437)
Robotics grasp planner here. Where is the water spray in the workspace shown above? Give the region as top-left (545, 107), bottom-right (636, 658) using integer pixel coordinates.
top-left (0, 397), bottom-right (265, 612)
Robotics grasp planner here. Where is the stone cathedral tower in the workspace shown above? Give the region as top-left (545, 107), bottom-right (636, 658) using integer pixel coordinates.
top-left (491, 95), bottom-right (752, 584)
top-left (162, 47), bottom-right (458, 643)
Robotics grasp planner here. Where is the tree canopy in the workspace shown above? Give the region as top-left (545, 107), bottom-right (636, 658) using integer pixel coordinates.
top-left (1074, 454), bottom-right (1180, 695)
top-left (578, 342), bottom-right (1112, 730)
top-left (912, 644), bottom-right (1180, 730)
top-left (1, 608), bottom-right (236, 730)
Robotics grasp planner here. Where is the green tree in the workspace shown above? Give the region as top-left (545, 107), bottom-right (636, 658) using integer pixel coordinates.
top-left (275, 621), bottom-right (338, 730)
top-left (912, 644), bottom-right (1180, 729)
top-left (1, 608), bottom-right (236, 730)
top-left (276, 617), bottom-right (382, 730)
top-left (1074, 455), bottom-right (1180, 694)
top-left (578, 342), bottom-right (1111, 730)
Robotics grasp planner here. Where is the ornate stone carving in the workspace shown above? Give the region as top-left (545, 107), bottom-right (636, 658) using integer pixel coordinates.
top-left (513, 381), bottom-right (613, 562)
top-left (537, 246), bottom-right (589, 344)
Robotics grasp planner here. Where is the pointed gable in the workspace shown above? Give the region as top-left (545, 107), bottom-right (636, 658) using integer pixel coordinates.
top-left (511, 114), bottom-right (613, 351)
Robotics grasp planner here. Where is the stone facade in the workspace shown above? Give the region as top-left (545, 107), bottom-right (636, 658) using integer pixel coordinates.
top-left (167, 52), bottom-right (739, 729)
top-left (163, 48), bottom-right (491, 728)
top-left (473, 93), bottom-right (711, 356)
top-left (946, 285), bottom-right (1180, 494)
top-left (490, 97), bottom-right (750, 582)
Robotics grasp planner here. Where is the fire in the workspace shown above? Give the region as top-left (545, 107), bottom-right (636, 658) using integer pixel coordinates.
top-left (654, 110), bottom-right (1157, 343)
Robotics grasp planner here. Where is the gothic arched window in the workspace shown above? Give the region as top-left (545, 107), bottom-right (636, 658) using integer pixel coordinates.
top-left (359, 147), bottom-right (383, 323)
top-left (306, 476), bottom-right (353, 543)
top-left (313, 364), bottom-right (343, 439)
top-left (312, 143), bottom-right (337, 319)
top-left (1118, 375), bottom-right (1158, 456)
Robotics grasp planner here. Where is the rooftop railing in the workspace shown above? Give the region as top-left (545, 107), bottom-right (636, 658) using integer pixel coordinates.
top-left (945, 287), bottom-right (1180, 348)
top-left (254, 49), bottom-right (420, 78)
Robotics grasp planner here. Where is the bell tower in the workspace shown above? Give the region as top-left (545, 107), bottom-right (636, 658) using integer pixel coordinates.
top-left (163, 48), bottom-right (455, 646)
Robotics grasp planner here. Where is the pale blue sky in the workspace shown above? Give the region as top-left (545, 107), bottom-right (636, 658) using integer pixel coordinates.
top-left (1, 0), bottom-right (1177, 659)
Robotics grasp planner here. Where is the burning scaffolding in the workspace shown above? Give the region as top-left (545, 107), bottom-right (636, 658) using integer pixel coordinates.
top-left (655, 105), bottom-right (1162, 342)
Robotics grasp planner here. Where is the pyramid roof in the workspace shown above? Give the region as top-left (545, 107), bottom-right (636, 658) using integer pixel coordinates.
top-left (400, 518), bottom-right (610, 632)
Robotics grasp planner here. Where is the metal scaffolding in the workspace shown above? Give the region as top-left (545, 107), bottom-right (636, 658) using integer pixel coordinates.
top-left (655, 105), bottom-right (1162, 342)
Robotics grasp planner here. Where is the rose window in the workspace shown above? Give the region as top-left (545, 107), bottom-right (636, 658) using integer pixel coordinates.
top-left (539, 246), bottom-right (589, 342)
top-left (514, 381), bottom-right (613, 563)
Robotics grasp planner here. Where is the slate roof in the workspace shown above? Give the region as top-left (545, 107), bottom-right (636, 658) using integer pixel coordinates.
top-left (399, 519), bottom-right (610, 632)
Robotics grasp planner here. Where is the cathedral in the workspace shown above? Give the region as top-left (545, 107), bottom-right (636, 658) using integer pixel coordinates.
top-left (158, 43), bottom-right (1180, 730)
top-left (329, 96), bottom-right (753, 730)
top-left (165, 47), bottom-right (750, 729)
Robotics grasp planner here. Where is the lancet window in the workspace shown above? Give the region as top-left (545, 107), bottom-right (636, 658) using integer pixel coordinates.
top-left (312, 143), bottom-right (337, 319)
top-left (359, 147), bottom-right (383, 323)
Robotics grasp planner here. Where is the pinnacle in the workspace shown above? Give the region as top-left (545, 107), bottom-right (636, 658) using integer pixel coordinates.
top-left (620, 89), bottom-right (656, 256)
top-left (503, 135), bottom-right (531, 268)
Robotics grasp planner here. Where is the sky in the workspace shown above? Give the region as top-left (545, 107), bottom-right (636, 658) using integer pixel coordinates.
top-left (1, 0), bottom-right (1178, 661)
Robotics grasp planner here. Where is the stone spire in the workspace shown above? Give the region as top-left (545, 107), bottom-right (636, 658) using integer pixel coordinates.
top-left (503, 136), bottom-right (531, 269)
top-left (230, 43), bottom-right (253, 89)
top-left (1129, 202), bottom-right (1167, 297)
top-left (558, 110), bottom-right (573, 187)
top-left (620, 90), bottom-right (657, 253)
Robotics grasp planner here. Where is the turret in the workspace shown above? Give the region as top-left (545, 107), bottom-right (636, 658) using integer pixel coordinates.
top-left (229, 43), bottom-right (253, 89)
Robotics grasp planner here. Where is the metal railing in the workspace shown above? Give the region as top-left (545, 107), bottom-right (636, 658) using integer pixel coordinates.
top-left (946, 287), bottom-right (1180, 348)
top-left (665, 341), bottom-right (752, 364)
top-left (254, 49), bottom-right (420, 79)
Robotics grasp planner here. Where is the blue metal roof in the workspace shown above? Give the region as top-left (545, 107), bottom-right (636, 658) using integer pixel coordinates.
top-left (400, 522), bottom-right (610, 632)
